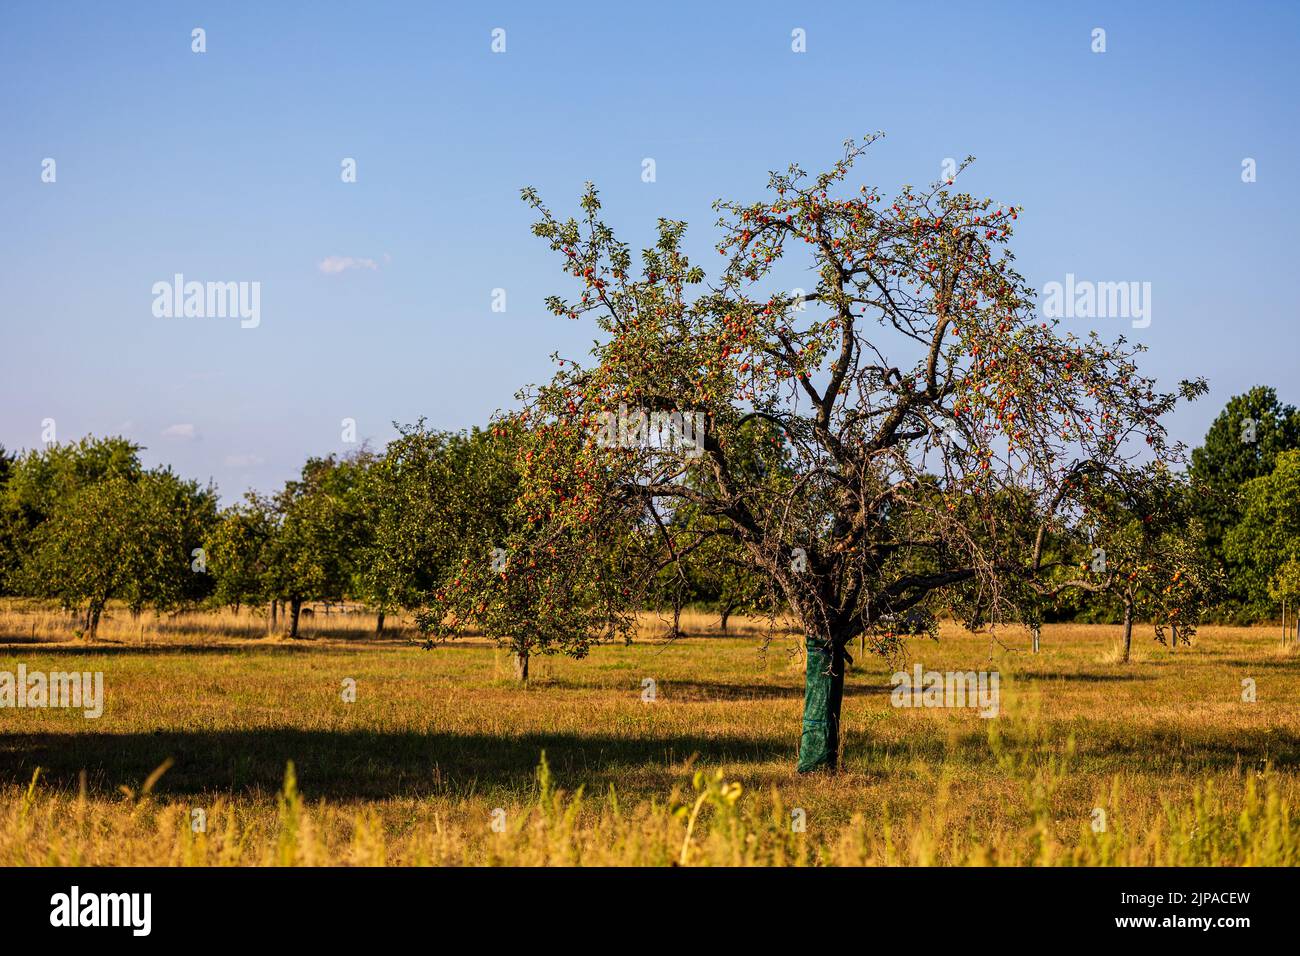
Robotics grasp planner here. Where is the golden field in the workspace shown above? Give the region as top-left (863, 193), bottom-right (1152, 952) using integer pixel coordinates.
top-left (0, 603), bottom-right (1297, 866)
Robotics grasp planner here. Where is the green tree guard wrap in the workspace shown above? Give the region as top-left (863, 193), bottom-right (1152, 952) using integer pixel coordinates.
top-left (797, 635), bottom-right (843, 772)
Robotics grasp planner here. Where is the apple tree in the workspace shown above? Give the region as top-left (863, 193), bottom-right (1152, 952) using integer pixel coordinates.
top-left (453, 135), bottom-right (1199, 771)
top-left (1069, 468), bottom-right (1220, 662)
top-left (415, 419), bottom-right (641, 682)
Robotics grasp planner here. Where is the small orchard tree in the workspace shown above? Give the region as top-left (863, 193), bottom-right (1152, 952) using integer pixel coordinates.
top-left (415, 420), bottom-right (636, 682)
top-left (264, 452), bottom-right (372, 638)
top-left (206, 492), bottom-right (276, 617)
top-left (1074, 469), bottom-right (1220, 662)
top-left (19, 469), bottom-right (217, 638)
top-left (1268, 559), bottom-right (1300, 645)
top-left (460, 135), bottom-right (1197, 771)
top-left (362, 424), bottom-right (516, 640)
top-left (358, 424), bottom-right (452, 633)
top-left (0, 437), bottom-right (144, 597)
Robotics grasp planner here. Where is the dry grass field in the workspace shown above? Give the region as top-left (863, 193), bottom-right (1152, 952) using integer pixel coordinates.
top-left (1, 603), bottom-right (1297, 866)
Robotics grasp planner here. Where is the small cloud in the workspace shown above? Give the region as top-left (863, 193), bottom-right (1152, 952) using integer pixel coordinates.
top-left (319, 256), bottom-right (380, 274)
top-left (224, 453), bottom-right (264, 468)
top-left (161, 423), bottom-right (198, 440)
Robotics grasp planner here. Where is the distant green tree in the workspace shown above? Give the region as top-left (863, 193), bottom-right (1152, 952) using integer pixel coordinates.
top-left (1188, 387), bottom-right (1300, 619)
top-left (2, 437), bottom-right (143, 518)
top-left (1225, 449), bottom-right (1300, 620)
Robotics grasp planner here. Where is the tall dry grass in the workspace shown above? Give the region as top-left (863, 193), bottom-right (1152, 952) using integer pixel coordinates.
top-left (0, 599), bottom-right (413, 646)
top-left (5, 749), bottom-right (1296, 866)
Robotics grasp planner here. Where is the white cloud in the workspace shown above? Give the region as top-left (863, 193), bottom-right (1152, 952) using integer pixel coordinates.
top-left (161, 423), bottom-right (198, 440)
top-left (318, 256), bottom-right (380, 274)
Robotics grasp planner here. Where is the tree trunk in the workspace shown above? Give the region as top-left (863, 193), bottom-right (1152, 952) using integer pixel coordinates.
top-left (1121, 599), bottom-right (1133, 664)
top-left (87, 603), bottom-right (102, 641)
top-left (376, 612), bottom-right (385, 635)
top-left (719, 602), bottom-right (734, 633)
top-left (289, 598), bottom-right (302, 639)
top-left (1031, 624), bottom-right (1041, 654)
top-left (269, 599), bottom-right (278, 631)
top-left (513, 646), bottom-right (529, 683)
top-left (797, 635), bottom-right (845, 773)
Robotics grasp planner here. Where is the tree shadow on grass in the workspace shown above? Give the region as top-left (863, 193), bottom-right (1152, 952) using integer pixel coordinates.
top-left (0, 729), bottom-right (794, 800)
top-left (5, 721), bottom-right (1297, 802)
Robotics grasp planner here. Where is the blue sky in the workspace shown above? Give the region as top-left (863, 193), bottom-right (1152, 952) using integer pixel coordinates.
top-left (2, 1), bottom-right (1297, 501)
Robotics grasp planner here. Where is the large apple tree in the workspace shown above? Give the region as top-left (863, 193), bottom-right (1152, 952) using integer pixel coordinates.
top-left (435, 135), bottom-right (1201, 772)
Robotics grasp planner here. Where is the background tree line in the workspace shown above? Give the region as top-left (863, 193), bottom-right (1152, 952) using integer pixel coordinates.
top-left (0, 386), bottom-right (1295, 653)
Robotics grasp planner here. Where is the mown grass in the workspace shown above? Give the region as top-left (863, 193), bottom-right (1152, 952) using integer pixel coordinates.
top-left (1, 604), bottom-right (1297, 865)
